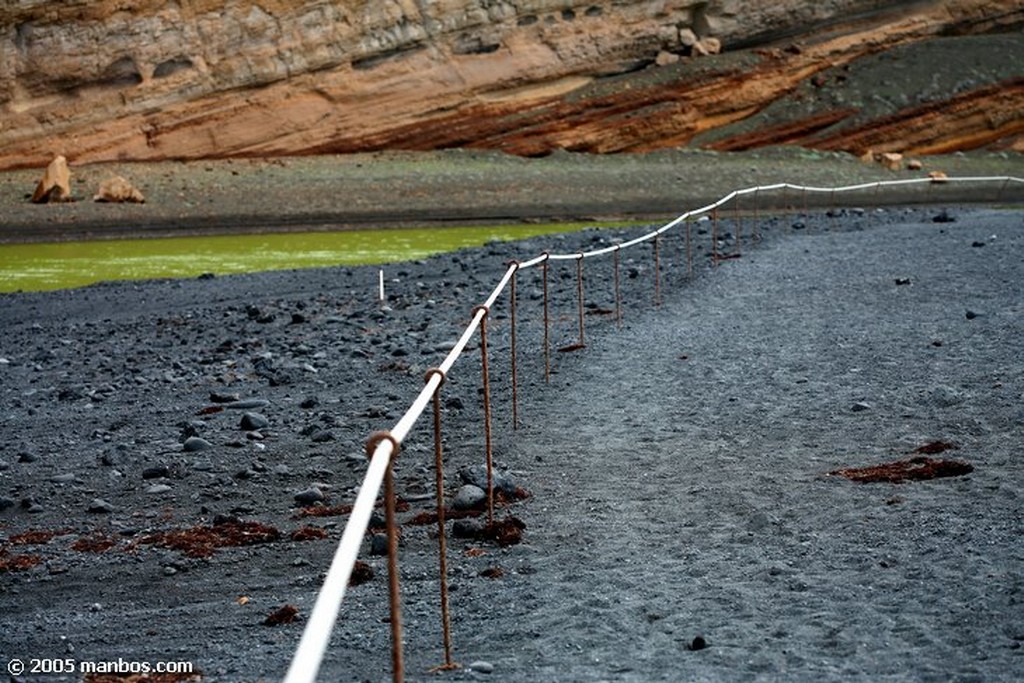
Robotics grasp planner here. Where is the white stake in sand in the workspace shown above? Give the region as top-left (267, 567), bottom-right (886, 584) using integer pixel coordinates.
top-left (378, 268), bottom-right (385, 304)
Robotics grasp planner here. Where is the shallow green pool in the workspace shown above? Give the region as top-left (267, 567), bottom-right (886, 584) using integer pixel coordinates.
top-left (0, 223), bottom-right (599, 293)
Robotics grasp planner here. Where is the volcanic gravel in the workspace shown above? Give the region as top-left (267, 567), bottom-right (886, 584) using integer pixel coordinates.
top-left (1, 205), bottom-right (1022, 682)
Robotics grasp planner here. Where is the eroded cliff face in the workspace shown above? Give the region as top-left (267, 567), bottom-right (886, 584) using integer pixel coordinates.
top-left (0, 0), bottom-right (1021, 169)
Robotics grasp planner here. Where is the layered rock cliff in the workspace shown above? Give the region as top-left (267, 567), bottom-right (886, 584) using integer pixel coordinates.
top-left (1, 0), bottom-right (1021, 170)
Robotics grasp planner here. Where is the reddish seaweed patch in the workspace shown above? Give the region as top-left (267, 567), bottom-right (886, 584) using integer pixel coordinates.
top-left (349, 560), bottom-right (374, 587)
top-left (0, 551), bottom-right (43, 572)
top-left (406, 508), bottom-right (483, 526)
top-left (296, 503), bottom-right (354, 518)
top-left (479, 566), bottom-right (504, 579)
top-left (290, 526), bottom-right (328, 542)
top-left (479, 516), bottom-right (526, 547)
top-left (263, 604), bottom-right (299, 626)
top-left (138, 520), bottom-right (281, 558)
top-left (9, 528), bottom-right (74, 545)
top-left (294, 497), bottom-right (409, 519)
top-left (72, 533), bottom-right (119, 553)
top-left (913, 440), bottom-right (958, 455)
top-left (830, 456), bottom-right (973, 484)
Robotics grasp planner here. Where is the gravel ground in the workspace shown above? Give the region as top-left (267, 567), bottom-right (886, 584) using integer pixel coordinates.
top-left (2, 148), bottom-right (1023, 243)
top-left (1, 202), bottom-right (1022, 682)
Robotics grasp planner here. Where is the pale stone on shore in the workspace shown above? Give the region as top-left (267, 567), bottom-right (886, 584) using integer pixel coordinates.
top-left (94, 175), bottom-right (146, 203)
top-left (655, 50), bottom-right (680, 66)
top-left (31, 155), bottom-right (72, 204)
top-left (880, 152), bottom-right (903, 171)
top-left (693, 37), bottom-right (722, 56)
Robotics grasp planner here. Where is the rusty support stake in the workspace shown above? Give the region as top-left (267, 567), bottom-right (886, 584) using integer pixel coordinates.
top-left (366, 430), bottom-right (404, 683)
top-left (734, 195), bottom-right (742, 256)
top-left (711, 208), bottom-right (719, 267)
top-left (829, 189), bottom-right (837, 230)
top-left (653, 235), bottom-right (662, 306)
top-left (384, 465), bottom-right (404, 683)
top-left (613, 247), bottom-right (622, 327)
top-left (541, 256), bottom-right (550, 383)
top-left (508, 262), bottom-right (520, 430)
top-left (576, 255), bottom-right (586, 347)
top-left (753, 189), bottom-right (761, 242)
top-left (686, 217), bottom-right (693, 278)
top-left (425, 369), bottom-right (455, 670)
top-left (473, 305), bottom-right (495, 524)
top-left (873, 182), bottom-right (881, 226)
top-left (996, 176), bottom-right (1010, 202)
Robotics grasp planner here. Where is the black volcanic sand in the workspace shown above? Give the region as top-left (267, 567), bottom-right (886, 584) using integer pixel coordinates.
top-left (1, 205), bottom-right (1023, 682)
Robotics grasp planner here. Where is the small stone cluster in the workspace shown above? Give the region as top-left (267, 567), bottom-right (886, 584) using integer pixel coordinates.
top-left (30, 155), bottom-right (145, 205)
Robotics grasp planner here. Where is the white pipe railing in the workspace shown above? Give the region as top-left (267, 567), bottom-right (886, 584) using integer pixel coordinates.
top-left (284, 174), bottom-right (1022, 683)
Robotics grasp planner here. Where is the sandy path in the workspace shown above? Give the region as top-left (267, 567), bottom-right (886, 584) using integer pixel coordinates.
top-left (395, 209), bottom-right (1024, 681)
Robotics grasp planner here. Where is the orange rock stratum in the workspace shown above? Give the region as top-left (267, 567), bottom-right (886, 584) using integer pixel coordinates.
top-left (1, 0), bottom-right (1021, 170)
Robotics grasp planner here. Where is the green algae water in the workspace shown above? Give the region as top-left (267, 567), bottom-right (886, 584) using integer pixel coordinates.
top-left (0, 223), bottom-right (601, 293)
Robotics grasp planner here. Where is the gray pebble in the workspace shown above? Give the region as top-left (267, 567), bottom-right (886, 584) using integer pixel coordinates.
top-left (453, 484), bottom-right (487, 511)
top-left (183, 436), bottom-right (213, 452)
top-left (310, 429), bottom-right (335, 443)
top-left (142, 465), bottom-right (169, 479)
top-left (146, 484), bottom-right (173, 494)
top-left (459, 464), bottom-right (517, 497)
top-left (50, 473), bottom-right (76, 483)
top-left (88, 498), bottom-right (116, 513)
top-left (294, 486), bottom-right (325, 505)
top-left (223, 399), bottom-right (271, 410)
top-left (452, 519), bottom-right (483, 539)
top-left (369, 533), bottom-right (389, 556)
top-left (0, 496), bottom-right (15, 511)
top-left (240, 412), bottom-right (270, 431)
top-left (851, 402), bottom-right (872, 412)
top-left (468, 660), bottom-right (494, 674)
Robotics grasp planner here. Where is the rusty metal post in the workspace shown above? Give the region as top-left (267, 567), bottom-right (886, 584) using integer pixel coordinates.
top-left (384, 464), bottom-right (404, 683)
top-left (613, 246), bottom-right (622, 327)
top-left (424, 369), bottom-right (455, 670)
top-left (686, 216), bottom-right (693, 279)
top-left (996, 176), bottom-right (1010, 202)
top-left (734, 194), bottom-right (742, 256)
top-left (711, 207), bottom-right (719, 267)
top-left (541, 255), bottom-right (550, 383)
top-left (753, 188), bottom-right (761, 242)
top-left (829, 189), bottom-right (838, 230)
top-left (472, 305), bottom-right (495, 524)
top-left (653, 235), bottom-right (662, 306)
top-left (873, 181), bottom-right (881, 226)
top-left (366, 430), bottom-right (404, 683)
top-left (576, 255), bottom-right (586, 347)
top-left (508, 262), bottom-right (520, 430)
